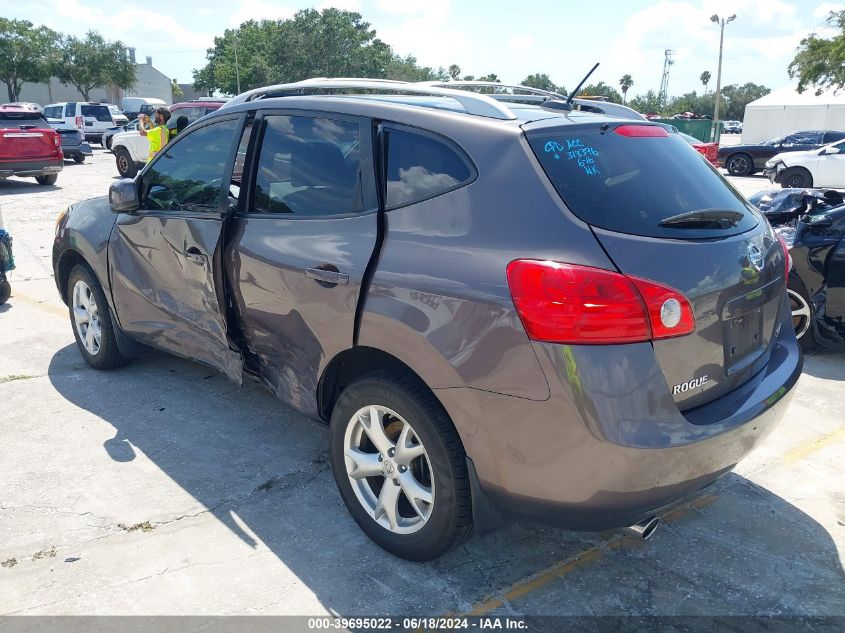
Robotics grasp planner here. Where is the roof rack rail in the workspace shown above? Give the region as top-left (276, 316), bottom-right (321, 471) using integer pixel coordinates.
top-left (419, 81), bottom-right (566, 102)
top-left (221, 78), bottom-right (517, 120)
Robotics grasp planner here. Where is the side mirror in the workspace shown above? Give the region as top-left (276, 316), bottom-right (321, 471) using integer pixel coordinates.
top-left (109, 178), bottom-right (140, 213)
top-left (820, 147), bottom-right (840, 156)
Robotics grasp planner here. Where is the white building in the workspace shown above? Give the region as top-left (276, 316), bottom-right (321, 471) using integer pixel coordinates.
top-left (17, 49), bottom-right (173, 107)
top-left (742, 86), bottom-right (845, 143)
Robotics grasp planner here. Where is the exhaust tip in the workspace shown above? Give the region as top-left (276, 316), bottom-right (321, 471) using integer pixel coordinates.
top-left (623, 516), bottom-right (660, 540)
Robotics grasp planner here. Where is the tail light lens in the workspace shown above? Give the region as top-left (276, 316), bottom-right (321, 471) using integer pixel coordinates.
top-left (53, 134), bottom-right (60, 147)
top-left (777, 235), bottom-right (791, 278)
top-left (614, 125), bottom-right (669, 138)
top-left (506, 260), bottom-right (695, 344)
top-left (75, 116), bottom-right (83, 129)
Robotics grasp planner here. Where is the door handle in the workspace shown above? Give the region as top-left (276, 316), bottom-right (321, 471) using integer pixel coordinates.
top-left (184, 246), bottom-right (208, 264)
top-left (305, 266), bottom-right (349, 286)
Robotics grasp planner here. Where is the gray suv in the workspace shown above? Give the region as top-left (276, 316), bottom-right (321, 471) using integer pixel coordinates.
top-left (52, 80), bottom-right (802, 561)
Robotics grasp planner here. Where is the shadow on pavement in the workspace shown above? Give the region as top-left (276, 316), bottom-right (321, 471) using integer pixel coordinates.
top-left (802, 349), bottom-right (845, 381)
top-left (0, 180), bottom-right (62, 196)
top-left (46, 343), bottom-right (845, 615)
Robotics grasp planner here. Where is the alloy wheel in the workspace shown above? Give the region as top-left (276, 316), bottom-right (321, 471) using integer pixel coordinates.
top-left (343, 405), bottom-right (435, 535)
top-left (72, 280), bottom-right (102, 355)
top-left (786, 287), bottom-right (812, 339)
top-left (727, 155), bottom-right (749, 176)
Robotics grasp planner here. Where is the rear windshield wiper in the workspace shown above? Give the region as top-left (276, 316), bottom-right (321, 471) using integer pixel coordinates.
top-left (659, 208), bottom-right (745, 229)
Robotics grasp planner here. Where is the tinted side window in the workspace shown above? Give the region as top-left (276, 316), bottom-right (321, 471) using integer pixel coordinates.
top-left (81, 105), bottom-right (112, 122)
top-left (64, 103), bottom-right (75, 117)
top-left (168, 107), bottom-right (203, 130)
top-left (252, 115), bottom-right (361, 216)
top-left (824, 132), bottom-right (845, 144)
top-left (43, 106), bottom-right (60, 119)
top-left (384, 129), bottom-right (473, 209)
top-left (142, 118), bottom-right (239, 213)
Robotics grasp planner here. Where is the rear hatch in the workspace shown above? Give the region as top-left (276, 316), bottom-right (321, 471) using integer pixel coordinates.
top-left (80, 104), bottom-right (114, 132)
top-left (524, 121), bottom-right (787, 412)
top-left (0, 112), bottom-right (61, 160)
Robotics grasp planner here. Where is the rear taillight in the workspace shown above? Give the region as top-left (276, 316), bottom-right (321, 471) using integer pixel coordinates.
top-left (75, 116), bottom-right (83, 128)
top-left (506, 260), bottom-right (695, 345)
top-left (53, 134), bottom-right (60, 147)
top-left (777, 235), bottom-right (791, 278)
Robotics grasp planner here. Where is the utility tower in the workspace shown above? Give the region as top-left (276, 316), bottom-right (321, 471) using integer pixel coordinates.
top-left (659, 49), bottom-right (674, 107)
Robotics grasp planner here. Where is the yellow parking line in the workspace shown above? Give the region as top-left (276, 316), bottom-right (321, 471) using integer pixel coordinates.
top-left (783, 425), bottom-right (845, 464)
top-left (462, 494), bottom-right (718, 616)
top-left (9, 290), bottom-right (66, 318)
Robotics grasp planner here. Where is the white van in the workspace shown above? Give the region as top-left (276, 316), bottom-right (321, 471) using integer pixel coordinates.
top-left (121, 97), bottom-right (167, 121)
top-left (42, 102), bottom-right (123, 145)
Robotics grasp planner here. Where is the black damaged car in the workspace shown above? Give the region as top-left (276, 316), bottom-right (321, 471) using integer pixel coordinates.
top-left (750, 188), bottom-right (845, 350)
top-left (719, 130), bottom-right (845, 176)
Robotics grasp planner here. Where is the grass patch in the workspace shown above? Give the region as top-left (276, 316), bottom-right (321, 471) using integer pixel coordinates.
top-left (1, 558), bottom-right (17, 568)
top-left (0, 374), bottom-right (35, 384)
top-left (119, 521), bottom-right (155, 533)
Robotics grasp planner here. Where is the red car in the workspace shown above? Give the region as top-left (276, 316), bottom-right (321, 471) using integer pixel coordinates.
top-left (168, 99), bottom-right (226, 134)
top-left (0, 105), bottom-right (63, 185)
top-left (680, 131), bottom-right (719, 167)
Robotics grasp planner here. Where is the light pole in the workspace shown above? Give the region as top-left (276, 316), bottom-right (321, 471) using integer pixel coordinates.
top-left (710, 13), bottom-right (735, 141)
top-left (233, 32), bottom-right (241, 94)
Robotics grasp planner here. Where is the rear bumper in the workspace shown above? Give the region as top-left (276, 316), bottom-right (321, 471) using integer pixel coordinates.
top-left (62, 143), bottom-right (93, 158)
top-left (0, 159), bottom-right (63, 178)
top-left (436, 304), bottom-right (802, 531)
top-left (84, 133), bottom-right (106, 143)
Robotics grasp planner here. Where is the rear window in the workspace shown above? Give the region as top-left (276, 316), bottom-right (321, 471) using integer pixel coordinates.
top-left (81, 105), bottom-right (113, 122)
top-left (0, 112), bottom-right (49, 128)
top-left (526, 125), bottom-right (760, 238)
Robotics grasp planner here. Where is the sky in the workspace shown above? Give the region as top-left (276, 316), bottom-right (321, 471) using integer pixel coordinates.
top-left (5, 0), bottom-right (839, 97)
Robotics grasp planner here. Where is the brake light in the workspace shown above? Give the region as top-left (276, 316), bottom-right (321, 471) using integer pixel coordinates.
top-left (75, 116), bottom-right (83, 129)
top-left (506, 260), bottom-right (695, 344)
top-left (614, 125), bottom-right (669, 138)
top-left (53, 134), bottom-right (60, 147)
top-left (777, 235), bottom-right (791, 278)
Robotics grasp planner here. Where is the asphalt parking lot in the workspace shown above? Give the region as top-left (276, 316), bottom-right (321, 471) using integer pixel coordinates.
top-left (1, 146), bottom-right (844, 617)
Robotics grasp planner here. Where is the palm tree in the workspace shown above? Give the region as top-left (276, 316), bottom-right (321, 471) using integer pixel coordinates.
top-left (701, 70), bottom-right (711, 94)
top-left (619, 74), bottom-right (634, 104)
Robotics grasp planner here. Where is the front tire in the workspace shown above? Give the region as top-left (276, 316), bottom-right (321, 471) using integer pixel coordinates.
top-left (726, 153), bottom-right (753, 176)
top-left (0, 278), bottom-right (10, 305)
top-left (329, 372), bottom-right (472, 561)
top-left (35, 174), bottom-right (57, 185)
top-left (781, 167), bottom-right (813, 189)
top-left (67, 263), bottom-right (131, 370)
top-left (73, 155), bottom-right (85, 164)
top-left (114, 147), bottom-right (138, 178)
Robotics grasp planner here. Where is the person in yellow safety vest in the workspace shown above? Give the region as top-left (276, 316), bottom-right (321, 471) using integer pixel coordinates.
top-left (138, 107), bottom-right (171, 161)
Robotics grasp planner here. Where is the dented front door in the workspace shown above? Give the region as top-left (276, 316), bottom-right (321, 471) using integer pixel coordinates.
top-left (107, 115), bottom-right (244, 382)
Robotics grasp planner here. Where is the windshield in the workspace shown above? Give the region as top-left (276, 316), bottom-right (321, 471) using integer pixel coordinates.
top-left (527, 124), bottom-right (760, 239)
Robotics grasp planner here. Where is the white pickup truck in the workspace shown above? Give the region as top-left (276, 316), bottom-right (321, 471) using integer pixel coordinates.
top-left (110, 129), bottom-right (152, 178)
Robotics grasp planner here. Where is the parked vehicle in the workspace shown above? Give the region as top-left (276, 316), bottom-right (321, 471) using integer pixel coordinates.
top-left (679, 131), bottom-right (719, 166)
top-left (101, 119), bottom-right (139, 150)
top-left (764, 138), bottom-right (845, 188)
top-left (169, 99), bottom-right (226, 126)
top-left (723, 120), bottom-right (742, 134)
top-left (109, 124), bottom-right (154, 177)
top-left (5, 102), bottom-right (42, 113)
top-left (108, 104), bottom-right (129, 127)
top-left (749, 187), bottom-right (845, 350)
top-left (46, 117), bottom-right (93, 163)
top-left (54, 79), bottom-right (801, 561)
top-left (121, 97), bottom-right (166, 121)
top-left (719, 130), bottom-right (845, 176)
top-left (0, 105), bottom-right (63, 185)
top-left (42, 102), bottom-right (121, 145)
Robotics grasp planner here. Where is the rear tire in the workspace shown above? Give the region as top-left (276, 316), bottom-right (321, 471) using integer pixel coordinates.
top-left (781, 167), bottom-right (812, 189)
top-left (787, 274), bottom-right (815, 352)
top-left (35, 174), bottom-right (57, 186)
top-left (114, 148), bottom-right (137, 178)
top-left (73, 155), bottom-right (85, 164)
top-left (329, 371), bottom-right (472, 561)
top-left (67, 263), bottom-right (132, 370)
top-left (726, 153), bottom-right (753, 176)
top-left (0, 278), bottom-right (10, 305)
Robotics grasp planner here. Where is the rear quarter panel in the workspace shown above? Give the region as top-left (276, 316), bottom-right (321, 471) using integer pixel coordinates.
top-left (53, 197), bottom-right (116, 300)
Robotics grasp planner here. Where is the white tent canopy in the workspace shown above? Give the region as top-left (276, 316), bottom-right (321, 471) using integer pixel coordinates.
top-left (742, 86), bottom-right (845, 143)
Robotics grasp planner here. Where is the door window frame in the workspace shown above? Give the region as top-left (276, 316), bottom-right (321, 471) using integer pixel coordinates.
top-left (239, 108), bottom-right (379, 220)
top-left (136, 112), bottom-right (248, 219)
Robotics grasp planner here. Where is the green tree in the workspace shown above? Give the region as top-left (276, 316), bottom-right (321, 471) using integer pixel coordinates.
top-left (0, 18), bottom-right (58, 102)
top-left (462, 74), bottom-right (475, 81)
top-left (580, 81), bottom-right (622, 103)
top-left (56, 31), bottom-right (135, 100)
top-left (448, 64), bottom-right (461, 80)
top-left (668, 91), bottom-right (714, 117)
top-left (171, 79), bottom-right (183, 100)
top-left (700, 70), bottom-right (711, 94)
top-left (789, 10), bottom-right (845, 94)
top-left (619, 74), bottom-right (633, 104)
top-left (521, 73), bottom-right (560, 94)
top-left (628, 89), bottom-right (662, 115)
top-left (719, 82), bottom-right (770, 120)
